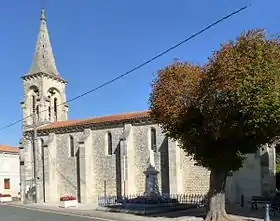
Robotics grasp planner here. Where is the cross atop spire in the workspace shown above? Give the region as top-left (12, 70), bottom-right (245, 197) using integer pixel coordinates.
top-left (26, 8), bottom-right (60, 77)
top-left (41, 8), bottom-right (46, 21)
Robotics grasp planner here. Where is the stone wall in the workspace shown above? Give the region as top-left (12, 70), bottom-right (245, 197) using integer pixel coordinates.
top-left (23, 122), bottom-right (276, 205)
top-left (225, 147), bottom-right (276, 204)
top-left (127, 123), bottom-right (211, 195)
top-left (181, 151), bottom-right (210, 194)
top-left (55, 132), bottom-right (83, 198)
top-left (21, 75), bottom-right (68, 130)
top-left (33, 123), bottom-right (214, 203)
top-left (20, 138), bottom-right (34, 202)
top-left (226, 153), bottom-right (262, 204)
top-left (132, 123), bottom-right (168, 194)
top-left (91, 127), bottom-right (123, 197)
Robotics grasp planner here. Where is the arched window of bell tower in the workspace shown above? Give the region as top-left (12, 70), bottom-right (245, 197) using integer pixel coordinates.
top-left (54, 97), bottom-right (58, 121)
top-left (47, 87), bottom-right (62, 122)
top-left (27, 86), bottom-right (40, 125)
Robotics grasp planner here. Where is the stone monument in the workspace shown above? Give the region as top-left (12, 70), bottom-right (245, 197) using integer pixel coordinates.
top-left (143, 146), bottom-right (159, 196)
top-left (144, 164), bottom-right (159, 196)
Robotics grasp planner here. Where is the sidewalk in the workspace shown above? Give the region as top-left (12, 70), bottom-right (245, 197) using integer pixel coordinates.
top-left (5, 201), bottom-right (266, 221)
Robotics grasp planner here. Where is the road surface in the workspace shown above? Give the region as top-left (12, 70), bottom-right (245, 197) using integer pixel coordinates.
top-left (0, 205), bottom-right (110, 221)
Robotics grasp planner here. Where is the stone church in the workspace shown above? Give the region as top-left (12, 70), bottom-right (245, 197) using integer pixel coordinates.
top-left (19, 8), bottom-right (276, 205)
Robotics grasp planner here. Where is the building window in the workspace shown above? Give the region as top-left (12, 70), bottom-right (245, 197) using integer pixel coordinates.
top-left (107, 132), bottom-right (112, 155)
top-left (151, 128), bottom-right (156, 152)
top-left (70, 135), bottom-right (74, 157)
top-left (20, 161), bottom-right (24, 166)
top-left (54, 98), bottom-right (58, 121)
top-left (4, 178), bottom-right (10, 189)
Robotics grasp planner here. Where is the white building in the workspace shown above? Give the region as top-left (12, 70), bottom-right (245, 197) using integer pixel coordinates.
top-left (0, 145), bottom-right (20, 198)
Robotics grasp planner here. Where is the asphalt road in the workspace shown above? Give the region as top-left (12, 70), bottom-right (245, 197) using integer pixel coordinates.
top-left (0, 205), bottom-right (107, 221)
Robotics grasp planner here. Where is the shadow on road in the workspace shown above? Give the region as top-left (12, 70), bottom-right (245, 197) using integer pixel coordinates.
top-left (140, 205), bottom-right (272, 220)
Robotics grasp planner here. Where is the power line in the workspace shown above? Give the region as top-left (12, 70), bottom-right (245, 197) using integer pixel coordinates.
top-left (0, 5), bottom-right (249, 132)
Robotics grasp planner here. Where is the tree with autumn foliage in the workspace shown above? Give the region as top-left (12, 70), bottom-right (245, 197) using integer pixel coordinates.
top-left (149, 29), bottom-right (280, 221)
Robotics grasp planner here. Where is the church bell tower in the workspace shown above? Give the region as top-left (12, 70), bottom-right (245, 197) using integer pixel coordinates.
top-left (21, 8), bottom-right (68, 131)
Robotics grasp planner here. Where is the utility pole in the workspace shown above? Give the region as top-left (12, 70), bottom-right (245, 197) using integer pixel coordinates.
top-left (32, 100), bottom-right (38, 203)
top-left (123, 139), bottom-right (127, 196)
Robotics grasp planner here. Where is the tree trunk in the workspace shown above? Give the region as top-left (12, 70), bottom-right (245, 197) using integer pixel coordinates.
top-left (204, 170), bottom-right (235, 221)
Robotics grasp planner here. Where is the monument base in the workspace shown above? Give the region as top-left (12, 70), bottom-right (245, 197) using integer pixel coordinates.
top-left (144, 164), bottom-right (160, 195)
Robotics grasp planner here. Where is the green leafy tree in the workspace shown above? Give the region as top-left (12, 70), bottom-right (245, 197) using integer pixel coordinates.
top-left (149, 29), bottom-right (280, 221)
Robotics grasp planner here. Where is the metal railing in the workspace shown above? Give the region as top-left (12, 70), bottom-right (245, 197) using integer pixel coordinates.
top-left (98, 193), bottom-right (207, 207)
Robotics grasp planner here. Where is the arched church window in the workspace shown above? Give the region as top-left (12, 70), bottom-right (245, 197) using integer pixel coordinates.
top-left (70, 135), bottom-right (74, 157)
top-left (54, 98), bottom-right (58, 121)
top-left (107, 132), bottom-right (113, 155)
top-left (151, 128), bottom-right (156, 152)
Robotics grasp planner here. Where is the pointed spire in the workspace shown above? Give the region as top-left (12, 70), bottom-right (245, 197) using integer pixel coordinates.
top-left (27, 8), bottom-right (60, 77)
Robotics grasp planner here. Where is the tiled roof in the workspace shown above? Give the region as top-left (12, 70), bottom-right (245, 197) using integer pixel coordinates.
top-left (38, 110), bottom-right (151, 130)
top-left (0, 145), bottom-right (19, 153)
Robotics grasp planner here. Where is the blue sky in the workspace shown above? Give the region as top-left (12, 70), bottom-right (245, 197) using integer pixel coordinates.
top-left (0, 0), bottom-right (278, 145)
